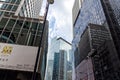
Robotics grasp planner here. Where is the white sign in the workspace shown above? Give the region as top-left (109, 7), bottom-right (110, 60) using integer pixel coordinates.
top-left (0, 43), bottom-right (38, 72)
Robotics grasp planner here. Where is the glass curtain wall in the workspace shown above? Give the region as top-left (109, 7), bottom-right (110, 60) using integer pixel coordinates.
top-left (72, 0), bottom-right (106, 54)
top-left (0, 0), bottom-right (20, 16)
top-left (0, 15), bottom-right (43, 46)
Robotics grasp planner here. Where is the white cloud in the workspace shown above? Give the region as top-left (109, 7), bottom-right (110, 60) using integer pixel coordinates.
top-left (47, 0), bottom-right (75, 43)
top-left (40, 0), bottom-right (75, 43)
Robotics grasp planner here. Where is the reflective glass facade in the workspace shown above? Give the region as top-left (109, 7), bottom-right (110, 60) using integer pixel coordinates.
top-left (0, 15), bottom-right (48, 80)
top-left (0, 15), bottom-right (43, 46)
top-left (0, 0), bottom-right (47, 80)
top-left (72, 0), bottom-right (120, 80)
top-left (52, 50), bottom-right (67, 80)
top-left (72, 0), bottom-right (106, 79)
top-left (73, 0), bottom-right (106, 50)
top-left (46, 37), bottom-right (72, 80)
top-left (0, 0), bottom-right (20, 15)
top-left (52, 53), bottom-right (60, 80)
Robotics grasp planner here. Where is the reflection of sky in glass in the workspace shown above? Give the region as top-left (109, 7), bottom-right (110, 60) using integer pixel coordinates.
top-left (0, 3), bottom-right (3, 8)
top-left (72, 0), bottom-right (106, 51)
top-left (0, 0), bottom-right (5, 1)
top-left (49, 37), bottom-right (71, 61)
top-left (0, 0), bottom-right (5, 8)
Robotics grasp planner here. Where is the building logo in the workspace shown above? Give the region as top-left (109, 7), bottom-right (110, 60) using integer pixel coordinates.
top-left (1, 46), bottom-right (13, 55)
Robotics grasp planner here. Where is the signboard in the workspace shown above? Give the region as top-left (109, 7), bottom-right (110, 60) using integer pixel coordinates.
top-left (0, 43), bottom-right (38, 72)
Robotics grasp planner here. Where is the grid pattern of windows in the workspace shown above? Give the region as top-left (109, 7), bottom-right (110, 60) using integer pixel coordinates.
top-left (52, 53), bottom-right (60, 80)
top-left (0, 0), bottom-right (43, 18)
top-left (0, 0), bottom-right (21, 16)
top-left (0, 15), bottom-right (44, 46)
top-left (72, 0), bottom-right (106, 68)
top-left (92, 40), bottom-right (120, 80)
top-left (19, 0), bottom-right (43, 18)
top-left (109, 0), bottom-right (120, 25)
top-left (72, 0), bottom-right (106, 52)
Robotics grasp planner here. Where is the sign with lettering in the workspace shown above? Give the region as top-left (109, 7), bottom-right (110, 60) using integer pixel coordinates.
top-left (0, 43), bottom-right (38, 72)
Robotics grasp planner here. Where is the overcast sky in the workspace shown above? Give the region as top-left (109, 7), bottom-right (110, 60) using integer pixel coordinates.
top-left (40, 0), bottom-right (75, 43)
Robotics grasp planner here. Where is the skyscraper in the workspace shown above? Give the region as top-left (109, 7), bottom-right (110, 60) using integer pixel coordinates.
top-left (80, 24), bottom-right (109, 62)
top-left (72, 0), bottom-right (106, 52)
top-left (100, 0), bottom-right (120, 63)
top-left (0, 0), bottom-right (48, 80)
top-left (72, 0), bottom-right (107, 79)
top-left (75, 23), bottom-right (112, 80)
top-left (45, 37), bottom-right (72, 80)
top-left (0, 0), bottom-right (43, 18)
top-left (72, 0), bottom-right (120, 79)
top-left (52, 50), bottom-right (67, 80)
top-left (91, 40), bottom-right (120, 80)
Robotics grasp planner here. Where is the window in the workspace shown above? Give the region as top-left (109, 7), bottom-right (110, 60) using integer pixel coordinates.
top-left (0, 3), bottom-right (3, 8)
top-left (0, 3), bottom-right (8, 10)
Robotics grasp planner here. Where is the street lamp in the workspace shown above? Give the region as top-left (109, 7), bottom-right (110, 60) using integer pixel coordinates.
top-left (32, 0), bottom-right (54, 80)
top-left (47, 0), bottom-right (54, 4)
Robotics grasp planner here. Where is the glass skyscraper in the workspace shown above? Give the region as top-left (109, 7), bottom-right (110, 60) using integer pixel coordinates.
top-left (45, 37), bottom-right (72, 80)
top-left (72, 0), bottom-right (120, 80)
top-left (52, 50), bottom-right (67, 80)
top-left (0, 0), bottom-right (48, 80)
top-left (72, 0), bottom-right (106, 69)
top-left (73, 0), bottom-right (106, 50)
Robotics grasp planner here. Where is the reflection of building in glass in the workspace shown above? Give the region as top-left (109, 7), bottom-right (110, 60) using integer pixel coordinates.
top-left (72, 1), bottom-right (106, 78)
top-left (45, 37), bottom-right (72, 80)
top-left (0, 0), bottom-right (48, 80)
top-left (0, 16), bottom-right (47, 46)
top-left (72, 0), bottom-right (106, 54)
top-left (72, 0), bottom-right (120, 79)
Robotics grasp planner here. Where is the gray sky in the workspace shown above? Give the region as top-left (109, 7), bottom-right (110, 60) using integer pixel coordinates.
top-left (40, 0), bottom-right (75, 43)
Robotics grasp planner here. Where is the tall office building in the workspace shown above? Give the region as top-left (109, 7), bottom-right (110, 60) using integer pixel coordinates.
top-left (72, 0), bottom-right (119, 69)
top-left (0, 0), bottom-right (48, 80)
top-left (72, 0), bottom-right (106, 52)
top-left (52, 52), bottom-right (60, 80)
top-left (52, 50), bottom-right (67, 80)
top-left (0, 0), bottom-right (43, 18)
top-left (74, 23), bottom-right (110, 67)
top-left (45, 37), bottom-right (72, 80)
top-left (75, 23), bottom-right (110, 80)
top-left (77, 23), bottom-right (110, 66)
top-left (72, 0), bottom-right (120, 79)
top-left (91, 40), bottom-right (120, 80)
top-left (100, 0), bottom-right (120, 64)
